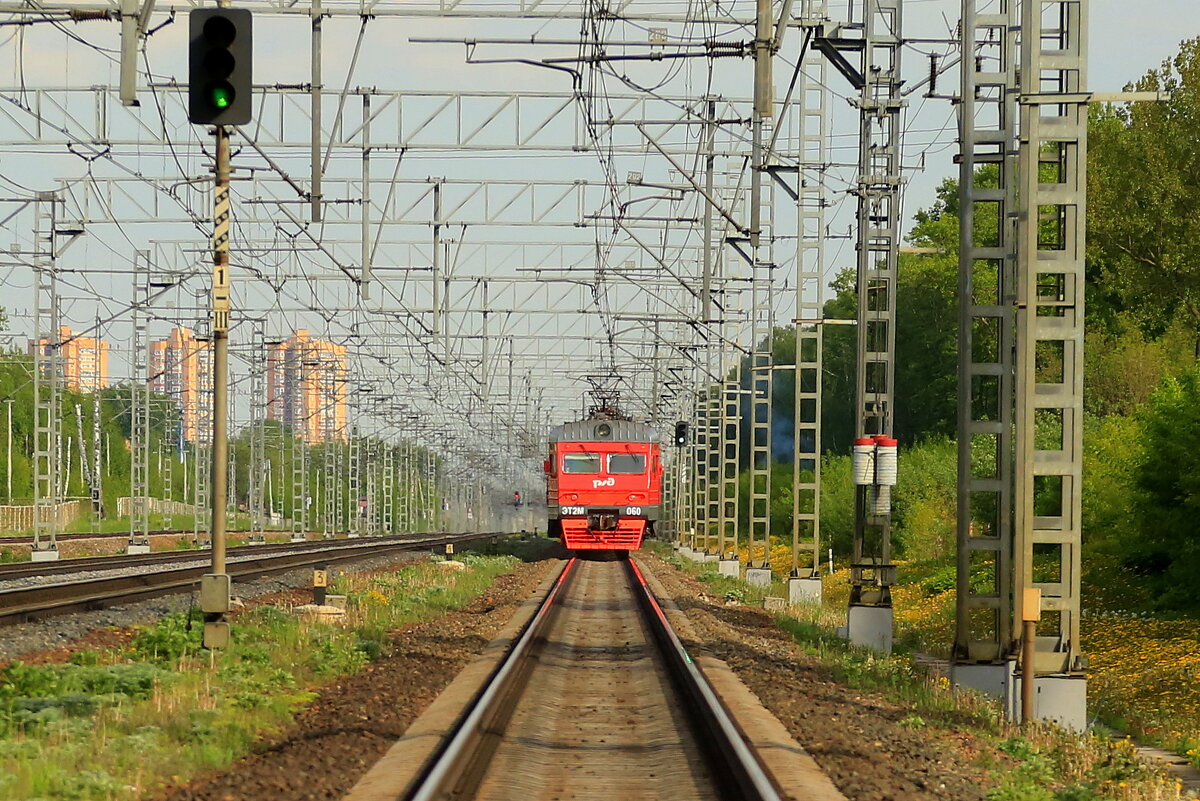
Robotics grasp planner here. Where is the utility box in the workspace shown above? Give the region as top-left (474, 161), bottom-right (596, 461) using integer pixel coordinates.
top-left (200, 573), bottom-right (231, 614)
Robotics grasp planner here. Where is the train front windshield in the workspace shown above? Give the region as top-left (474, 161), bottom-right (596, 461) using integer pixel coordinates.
top-left (607, 453), bottom-right (647, 474)
top-left (562, 453), bottom-right (602, 473)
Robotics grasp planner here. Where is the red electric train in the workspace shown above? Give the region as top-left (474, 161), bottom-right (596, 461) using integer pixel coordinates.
top-left (544, 415), bottom-right (662, 551)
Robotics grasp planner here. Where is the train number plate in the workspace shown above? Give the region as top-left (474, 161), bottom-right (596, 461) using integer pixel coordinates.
top-left (561, 505), bottom-right (586, 515)
top-left (624, 506), bottom-right (642, 516)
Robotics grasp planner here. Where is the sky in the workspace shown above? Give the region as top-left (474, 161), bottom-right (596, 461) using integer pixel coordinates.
top-left (0, 0), bottom-right (1198, 423)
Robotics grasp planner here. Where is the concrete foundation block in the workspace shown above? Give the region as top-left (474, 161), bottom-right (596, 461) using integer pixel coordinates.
top-left (788, 576), bottom-right (823, 605)
top-left (291, 535), bottom-right (307, 543)
top-left (1030, 675), bottom-right (1088, 731)
top-left (702, 552), bottom-right (720, 563)
top-left (745, 567), bottom-right (772, 588)
top-left (717, 559), bottom-right (740, 578)
top-left (125, 544), bottom-right (151, 555)
top-left (30, 549), bottom-right (60, 562)
top-left (762, 596), bottom-right (787, 611)
top-left (847, 604), bottom-right (893, 653)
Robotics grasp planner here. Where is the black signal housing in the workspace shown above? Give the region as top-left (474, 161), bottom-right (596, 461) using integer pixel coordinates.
top-left (188, 8), bottom-right (252, 125)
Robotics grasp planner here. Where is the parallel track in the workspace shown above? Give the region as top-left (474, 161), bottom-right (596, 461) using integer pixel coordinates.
top-left (0, 529), bottom-right (289, 545)
top-left (0, 533), bottom-right (444, 581)
top-left (0, 532), bottom-right (503, 626)
top-left (405, 556), bottom-right (784, 801)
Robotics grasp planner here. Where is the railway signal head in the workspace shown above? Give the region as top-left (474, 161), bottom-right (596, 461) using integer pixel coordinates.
top-left (188, 8), bottom-right (253, 125)
top-left (674, 421), bottom-right (688, 447)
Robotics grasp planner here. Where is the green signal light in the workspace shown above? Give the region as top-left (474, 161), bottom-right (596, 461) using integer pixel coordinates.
top-left (210, 83), bottom-right (234, 110)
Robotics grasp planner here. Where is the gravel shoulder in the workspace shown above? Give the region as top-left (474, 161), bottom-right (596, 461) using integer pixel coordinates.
top-left (639, 551), bottom-right (1000, 801)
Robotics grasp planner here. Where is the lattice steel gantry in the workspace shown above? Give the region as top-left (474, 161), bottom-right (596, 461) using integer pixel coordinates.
top-left (31, 193), bottom-right (62, 562)
top-left (953, 0), bottom-right (1089, 730)
top-left (815, 0), bottom-right (905, 651)
top-left (788, 0), bottom-right (831, 605)
top-left (128, 252), bottom-right (152, 554)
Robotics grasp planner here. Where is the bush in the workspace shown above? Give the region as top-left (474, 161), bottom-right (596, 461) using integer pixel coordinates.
top-left (130, 609), bottom-right (204, 662)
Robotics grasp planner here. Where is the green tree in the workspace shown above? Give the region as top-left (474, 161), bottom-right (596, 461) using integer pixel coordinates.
top-left (820, 175), bottom-right (966, 449)
top-left (1088, 38), bottom-right (1200, 345)
top-left (1130, 367), bottom-right (1200, 609)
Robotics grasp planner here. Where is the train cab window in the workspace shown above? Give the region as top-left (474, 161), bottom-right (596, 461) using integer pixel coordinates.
top-left (562, 453), bottom-right (602, 473)
top-left (607, 453), bottom-right (647, 474)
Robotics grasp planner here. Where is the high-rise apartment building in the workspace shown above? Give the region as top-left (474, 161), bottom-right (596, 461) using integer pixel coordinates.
top-left (149, 327), bottom-right (212, 443)
top-left (266, 330), bottom-right (347, 442)
top-left (27, 326), bottom-right (110, 391)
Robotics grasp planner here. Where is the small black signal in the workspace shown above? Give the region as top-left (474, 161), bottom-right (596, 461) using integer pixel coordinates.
top-left (189, 9), bottom-right (252, 125)
top-left (674, 421), bottom-right (688, 447)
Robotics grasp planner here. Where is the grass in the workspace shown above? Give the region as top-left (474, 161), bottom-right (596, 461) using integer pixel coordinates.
top-left (0, 548), bottom-right (523, 800)
top-left (654, 543), bottom-right (1186, 801)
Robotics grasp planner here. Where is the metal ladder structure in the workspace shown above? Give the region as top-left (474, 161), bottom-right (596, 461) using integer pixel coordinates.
top-left (815, 0), bottom-right (905, 647)
top-left (382, 441), bottom-right (394, 535)
top-left (789, 0), bottom-right (830, 601)
top-left (347, 426), bottom-right (361, 537)
top-left (248, 320), bottom-right (268, 543)
top-left (128, 252), bottom-right (151, 553)
top-left (31, 193), bottom-right (61, 561)
top-left (690, 387), bottom-right (708, 552)
top-left (193, 314), bottom-right (213, 547)
top-left (954, 0), bottom-right (1089, 729)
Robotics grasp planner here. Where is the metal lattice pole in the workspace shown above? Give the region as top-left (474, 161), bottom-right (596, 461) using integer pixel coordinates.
top-left (193, 322), bottom-right (212, 547)
top-left (31, 192), bottom-right (61, 561)
top-left (705, 384), bottom-right (721, 555)
top-left (690, 389), bottom-right (708, 552)
top-left (954, 0), bottom-right (1020, 692)
top-left (789, 0), bottom-right (829, 602)
top-left (846, 0), bottom-right (904, 649)
top-left (291, 415), bottom-right (307, 542)
top-left (249, 319), bottom-right (268, 543)
top-left (744, 0), bottom-right (776, 584)
top-left (347, 425), bottom-right (360, 537)
top-left (954, 0), bottom-right (1088, 729)
top-left (128, 252), bottom-right (151, 552)
top-left (1012, 0), bottom-right (1088, 724)
top-left (322, 440), bottom-right (335, 538)
top-left (91, 372), bottom-right (104, 529)
top-left (382, 441), bottom-right (394, 534)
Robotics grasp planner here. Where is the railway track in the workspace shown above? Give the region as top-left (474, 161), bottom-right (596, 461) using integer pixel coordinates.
top-left (402, 556), bottom-right (783, 801)
top-left (0, 531), bottom-right (504, 626)
top-left (0, 529), bottom-right (280, 545)
top-left (0, 533), bottom-right (446, 581)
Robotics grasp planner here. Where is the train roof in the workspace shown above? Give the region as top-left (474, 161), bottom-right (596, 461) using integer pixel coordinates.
top-left (549, 419), bottom-right (657, 443)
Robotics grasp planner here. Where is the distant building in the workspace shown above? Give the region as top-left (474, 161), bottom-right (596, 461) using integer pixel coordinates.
top-left (266, 330), bottom-right (347, 442)
top-left (27, 326), bottom-right (110, 392)
top-left (149, 327), bottom-right (212, 443)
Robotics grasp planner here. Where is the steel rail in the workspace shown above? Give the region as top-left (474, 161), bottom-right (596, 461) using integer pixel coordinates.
top-left (406, 556), bottom-right (580, 801)
top-left (0, 532), bottom-right (503, 625)
top-left (0, 529), bottom-right (311, 545)
top-left (626, 557), bottom-right (785, 801)
top-left (403, 556), bottom-right (784, 801)
top-left (0, 533), bottom-right (446, 581)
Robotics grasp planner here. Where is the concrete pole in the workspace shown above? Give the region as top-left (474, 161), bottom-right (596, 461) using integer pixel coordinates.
top-left (202, 123), bottom-right (232, 649)
top-left (310, 0), bottom-right (322, 222)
